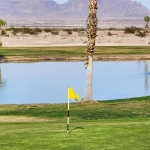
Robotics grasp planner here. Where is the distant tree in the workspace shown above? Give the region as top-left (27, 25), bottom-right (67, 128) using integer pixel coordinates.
top-left (144, 16), bottom-right (150, 44)
top-left (0, 19), bottom-right (7, 46)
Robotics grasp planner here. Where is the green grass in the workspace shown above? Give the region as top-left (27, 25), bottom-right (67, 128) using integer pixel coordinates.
top-left (0, 46), bottom-right (150, 59)
top-left (0, 96), bottom-right (150, 149)
top-left (0, 119), bottom-right (150, 150)
top-left (0, 96), bottom-right (150, 120)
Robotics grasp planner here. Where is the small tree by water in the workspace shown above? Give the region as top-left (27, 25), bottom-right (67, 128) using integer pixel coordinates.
top-left (0, 19), bottom-right (7, 47)
top-left (144, 16), bottom-right (150, 45)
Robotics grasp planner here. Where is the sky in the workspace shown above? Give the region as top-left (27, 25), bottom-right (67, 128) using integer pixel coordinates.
top-left (53, 0), bottom-right (150, 10)
top-left (53, 0), bottom-right (67, 4)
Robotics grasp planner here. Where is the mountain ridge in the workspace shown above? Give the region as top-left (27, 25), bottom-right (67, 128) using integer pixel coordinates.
top-left (0, 0), bottom-right (149, 19)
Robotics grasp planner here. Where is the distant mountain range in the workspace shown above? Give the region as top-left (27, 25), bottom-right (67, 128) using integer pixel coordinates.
top-left (0, 0), bottom-right (150, 19)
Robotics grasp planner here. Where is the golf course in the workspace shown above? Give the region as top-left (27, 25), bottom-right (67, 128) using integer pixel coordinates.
top-left (0, 46), bottom-right (150, 149)
top-left (0, 0), bottom-right (150, 149)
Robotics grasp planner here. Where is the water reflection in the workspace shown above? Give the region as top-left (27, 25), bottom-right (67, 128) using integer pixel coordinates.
top-left (0, 61), bottom-right (150, 104)
top-left (0, 67), bottom-right (6, 102)
top-left (0, 68), bottom-right (1, 86)
top-left (0, 67), bottom-right (5, 88)
top-left (144, 61), bottom-right (149, 90)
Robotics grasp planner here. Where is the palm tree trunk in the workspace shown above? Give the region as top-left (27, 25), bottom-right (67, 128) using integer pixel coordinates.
top-left (85, 56), bottom-right (93, 100)
top-left (84, 0), bottom-right (98, 101)
top-left (145, 23), bottom-right (149, 45)
top-left (146, 36), bottom-right (148, 45)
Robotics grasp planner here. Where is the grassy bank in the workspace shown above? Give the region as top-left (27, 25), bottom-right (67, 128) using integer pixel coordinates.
top-left (0, 96), bottom-right (150, 121)
top-left (0, 46), bottom-right (150, 60)
top-left (0, 97), bottom-right (150, 150)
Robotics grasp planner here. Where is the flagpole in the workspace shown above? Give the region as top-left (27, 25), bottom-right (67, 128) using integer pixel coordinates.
top-left (67, 86), bottom-right (79, 134)
top-left (67, 97), bottom-right (70, 134)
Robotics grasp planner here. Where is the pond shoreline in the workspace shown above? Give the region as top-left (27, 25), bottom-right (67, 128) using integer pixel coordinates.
top-left (1, 54), bottom-right (150, 62)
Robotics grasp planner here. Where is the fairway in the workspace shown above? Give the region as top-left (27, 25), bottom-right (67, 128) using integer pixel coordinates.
top-left (0, 119), bottom-right (150, 150)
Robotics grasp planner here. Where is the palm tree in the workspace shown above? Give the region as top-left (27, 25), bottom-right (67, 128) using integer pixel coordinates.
top-left (0, 19), bottom-right (7, 47)
top-left (144, 16), bottom-right (150, 45)
top-left (84, 0), bottom-right (98, 101)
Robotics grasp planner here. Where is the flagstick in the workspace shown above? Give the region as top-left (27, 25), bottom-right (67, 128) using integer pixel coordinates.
top-left (67, 98), bottom-right (70, 134)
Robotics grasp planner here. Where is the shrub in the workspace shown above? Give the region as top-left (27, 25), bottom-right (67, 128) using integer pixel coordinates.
top-left (34, 28), bottom-right (42, 33)
top-left (72, 28), bottom-right (86, 32)
top-left (51, 29), bottom-right (59, 35)
top-left (12, 28), bottom-right (21, 35)
top-left (44, 28), bottom-right (52, 32)
top-left (107, 32), bottom-right (112, 36)
top-left (28, 29), bottom-right (38, 35)
top-left (22, 27), bottom-right (30, 34)
top-left (63, 29), bottom-right (72, 35)
top-left (1, 30), bottom-right (6, 36)
top-left (78, 31), bottom-right (85, 36)
top-left (108, 27), bottom-right (116, 30)
top-left (135, 31), bottom-right (146, 37)
top-left (72, 28), bottom-right (78, 32)
top-left (124, 27), bottom-right (142, 34)
top-left (5, 28), bottom-right (13, 31)
top-left (10, 28), bottom-right (22, 35)
top-left (124, 27), bottom-right (136, 34)
top-left (22, 27), bottom-right (42, 35)
top-left (9, 27), bottom-right (43, 35)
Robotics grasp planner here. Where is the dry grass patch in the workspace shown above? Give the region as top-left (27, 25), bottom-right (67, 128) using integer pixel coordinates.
top-left (0, 105), bottom-right (19, 111)
top-left (0, 116), bottom-right (51, 122)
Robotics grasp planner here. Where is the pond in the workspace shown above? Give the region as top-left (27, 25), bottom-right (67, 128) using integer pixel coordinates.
top-left (0, 61), bottom-right (150, 104)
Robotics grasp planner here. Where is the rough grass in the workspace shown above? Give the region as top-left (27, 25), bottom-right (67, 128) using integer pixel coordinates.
top-left (0, 96), bottom-right (150, 121)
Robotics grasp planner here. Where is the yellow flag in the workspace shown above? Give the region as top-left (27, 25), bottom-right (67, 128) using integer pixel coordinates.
top-left (68, 87), bottom-right (79, 101)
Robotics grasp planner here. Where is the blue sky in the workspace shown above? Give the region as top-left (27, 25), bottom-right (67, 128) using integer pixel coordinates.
top-left (53, 0), bottom-right (67, 4)
top-left (132, 0), bottom-right (150, 9)
top-left (53, 0), bottom-right (150, 10)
